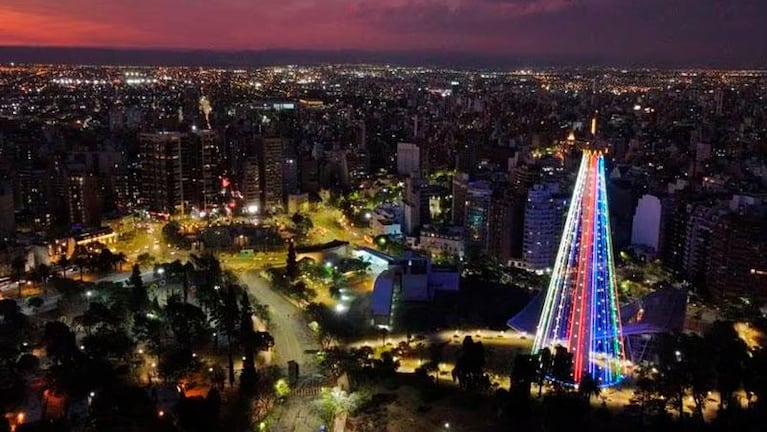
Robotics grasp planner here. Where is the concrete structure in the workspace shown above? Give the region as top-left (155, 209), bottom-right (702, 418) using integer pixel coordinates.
top-left (451, 172), bottom-right (469, 226)
top-left (418, 225), bottom-right (465, 259)
top-left (396, 142), bottom-right (420, 176)
top-left (15, 167), bottom-right (53, 231)
top-left (365, 249), bottom-right (459, 329)
top-left (631, 194), bottom-right (662, 252)
top-left (187, 129), bottom-right (223, 211)
top-left (262, 137), bottom-right (286, 212)
top-left (370, 207), bottom-right (401, 237)
top-left (370, 269), bottom-right (396, 327)
top-left (66, 173), bottom-right (102, 228)
top-left (522, 183), bottom-right (566, 271)
top-left (138, 132), bottom-right (184, 214)
top-left (707, 208), bottom-right (767, 299)
top-left (242, 153), bottom-right (262, 211)
top-left (295, 240), bottom-right (350, 264)
top-left (282, 157), bottom-right (299, 198)
top-left (463, 181), bottom-right (492, 253)
top-left (0, 182), bottom-right (15, 235)
top-left (488, 189), bottom-right (525, 266)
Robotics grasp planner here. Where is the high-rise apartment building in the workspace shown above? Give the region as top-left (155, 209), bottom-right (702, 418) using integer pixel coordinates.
top-left (451, 172), bottom-right (469, 226)
top-left (138, 131), bottom-right (222, 214)
top-left (631, 194), bottom-right (662, 253)
top-left (67, 173), bottom-right (102, 228)
top-left (186, 130), bottom-right (222, 211)
top-left (15, 168), bottom-right (53, 231)
top-left (488, 188), bottom-right (525, 266)
top-left (0, 182), bottom-right (15, 235)
top-left (464, 181), bottom-right (493, 253)
top-left (397, 142), bottom-right (421, 176)
top-left (522, 183), bottom-right (566, 271)
top-left (138, 132), bottom-right (183, 214)
top-left (262, 137), bottom-right (285, 212)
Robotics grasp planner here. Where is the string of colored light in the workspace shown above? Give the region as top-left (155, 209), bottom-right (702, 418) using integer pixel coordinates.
top-left (533, 153), bottom-right (588, 352)
top-left (532, 150), bottom-right (625, 386)
top-left (600, 153), bottom-right (626, 383)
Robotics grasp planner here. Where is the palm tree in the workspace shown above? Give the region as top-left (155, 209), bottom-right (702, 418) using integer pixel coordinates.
top-left (58, 255), bottom-right (70, 278)
top-left (705, 321), bottom-right (749, 410)
top-left (97, 249), bottom-right (116, 273)
top-left (536, 347), bottom-right (552, 397)
top-left (113, 252), bottom-right (127, 272)
top-left (73, 255), bottom-right (88, 281)
top-left (181, 261), bottom-right (194, 303)
top-left (578, 372), bottom-right (601, 402)
top-left (11, 255), bottom-right (27, 298)
top-left (33, 264), bottom-right (52, 296)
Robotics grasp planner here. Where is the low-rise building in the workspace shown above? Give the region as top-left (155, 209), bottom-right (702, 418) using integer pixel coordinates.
top-left (418, 224), bottom-right (465, 259)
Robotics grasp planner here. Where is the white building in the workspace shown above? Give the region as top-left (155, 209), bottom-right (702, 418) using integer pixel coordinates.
top-left (361, 248), bottom-right (459, 329)
top-left (523, 183), bottom-right (566, 271)
top-left (631, 194), bottom-right (662, 252)
top-left (370, 207), bottom-right (402, 236)
top-left (419, 225), bottom-right (465, 259)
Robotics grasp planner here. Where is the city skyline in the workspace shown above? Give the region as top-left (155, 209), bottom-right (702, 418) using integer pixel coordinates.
top-left (1, 0), bottom-right (767, 67)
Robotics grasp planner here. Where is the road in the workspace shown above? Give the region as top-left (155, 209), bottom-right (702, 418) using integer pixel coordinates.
top-left (239, 271), bottom-right (320, 376)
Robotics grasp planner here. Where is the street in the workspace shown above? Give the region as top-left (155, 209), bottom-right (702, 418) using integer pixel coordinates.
top-left (239, 270), bottom-right (320, 376)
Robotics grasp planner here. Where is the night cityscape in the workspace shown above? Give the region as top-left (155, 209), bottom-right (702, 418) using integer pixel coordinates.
top-left (1, 1), bottom-right (767, 432)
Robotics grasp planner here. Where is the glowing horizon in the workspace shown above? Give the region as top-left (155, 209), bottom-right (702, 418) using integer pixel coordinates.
top-left (0, 1), bottom-right (765, 67)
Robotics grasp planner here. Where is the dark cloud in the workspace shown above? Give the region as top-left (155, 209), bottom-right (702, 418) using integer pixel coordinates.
top-left (0, 0), bottom-right (765, 66)
top-left (352, 0), bottom-right (767, 66)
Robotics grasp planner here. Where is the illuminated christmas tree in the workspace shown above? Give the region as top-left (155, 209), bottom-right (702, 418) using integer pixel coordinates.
top-left (532, 142), bottom-right (626, 386)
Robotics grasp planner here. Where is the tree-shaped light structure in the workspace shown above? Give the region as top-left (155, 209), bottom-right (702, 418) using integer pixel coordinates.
top-left (532, 149), bottom-right (625, 386)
